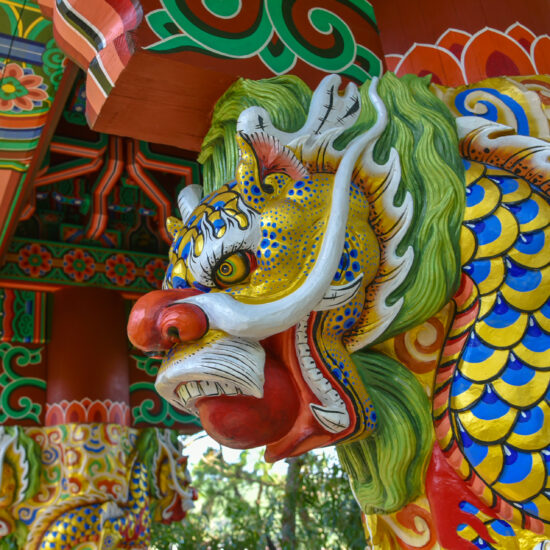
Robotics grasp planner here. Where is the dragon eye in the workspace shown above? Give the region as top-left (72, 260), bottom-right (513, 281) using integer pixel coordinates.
top-left (214, 251), bottom-right (256, 288)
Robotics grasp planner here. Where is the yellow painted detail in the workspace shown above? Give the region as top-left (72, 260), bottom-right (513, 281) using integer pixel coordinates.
top-left (478, 291), bottom-right (498, 318)
top-left (492, 369), bottom-right (550, 408)
top-left (459, 348), bottom-right (508, 383)
top-left (475, 207), bottom-right (518, 260)
top-left (476, 258), bottom-right (505, 296)
top-left (518, 193), bottom-right (550, 233)
top-left (476, 312), bottom-right (528, 348)
top-left (460, 225), bottom-right (476, 265)
top-left (474, 443), bottom-right (503, 485)
top-left (514, 340), bottom-right (550, 369)
top-left (451, 381), bottom-right (484, 410)
top-left (509, 226), bottom-right (550, 269)
top-left (458, 407), bottom-right (517, 443)
top-left (465, 177), bottom-right (501, 220)
top-left (501, 265), bottom-right (550, 312)
top-left (507, 402), bottom-right (550, 451)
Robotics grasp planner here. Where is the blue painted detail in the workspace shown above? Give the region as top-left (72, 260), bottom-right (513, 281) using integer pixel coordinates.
top-left (454, 88), bottom-right (530, 135)
top-left (522, 318), bottom-right (550, 352)
top-left (500, 354), bottom-right (535, 385)
top-left (515, 230), bottom-right (546, 255)
top-left (172, 276), bottom-right (189, 289)
top-left (470, 387), bottom-right (510, 420)
top-left (212, 218), bottom-right (225, 234)
top-left (507, 199), bottom-right (539, 225)
top-left (490, 520), bottom-right (514, 537)
top-left (473, 537), bottom-right (490, 549)
top-left (513, 405), bottom-right (544, 436)
top-left (470, 215), bottom-right (502, 246)
top-left (0, 34), bottom-right (46, 65)
top-left (463, 333), bottom-right (498, 363)
top-left (0, 126), bottom-right (44, 140)
top-left (451, 371), bottom-right (474, 396)
top-left (483, 296), bottom-right (521, 329)
top-left (490, 176), bottom-right (519, 195)
top-left (466, 259), bottom-right (491, 285)
top-left (459, 501), bottom-right (479, 515)
top-left (461, 433), bottom-right (489, 467)
top-left (466, 182), bottom-right (485, 207)
top-left (522, 501), bottom-right (539, 516)
top-left (193, 281), bottom-right (211, 293)
top-left (499, 447), bottom-right (532, 483)
top-left (173, 235), bottom-right (183, 252)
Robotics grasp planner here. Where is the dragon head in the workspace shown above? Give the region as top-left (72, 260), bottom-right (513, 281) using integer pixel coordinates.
top-left (128, 74), bottom-right (464, 474)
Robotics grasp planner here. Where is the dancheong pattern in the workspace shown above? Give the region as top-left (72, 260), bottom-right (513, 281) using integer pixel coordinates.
top-left (146, 0), bottom-right (382, 82)
top-left (0, 289), bottom-right (47, 343)
top-left (0, 238), bottom-right (168, 292)
top-left (0, 0), bottom-right (66, 171)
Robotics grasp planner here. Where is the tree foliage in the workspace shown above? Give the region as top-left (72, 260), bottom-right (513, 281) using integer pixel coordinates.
top-left (151, 446), bottom-right (365, 550)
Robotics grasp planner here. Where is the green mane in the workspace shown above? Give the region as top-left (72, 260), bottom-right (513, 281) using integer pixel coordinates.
top-left (337, 350), bottom-right (433, 514)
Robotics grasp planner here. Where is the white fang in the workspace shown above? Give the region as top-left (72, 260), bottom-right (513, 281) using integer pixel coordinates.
top-left (296, 317), bottom-right (350, 433)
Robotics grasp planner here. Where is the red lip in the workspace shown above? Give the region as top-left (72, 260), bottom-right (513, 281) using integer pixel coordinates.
top-left (194, 322), bottom-right (354, 462)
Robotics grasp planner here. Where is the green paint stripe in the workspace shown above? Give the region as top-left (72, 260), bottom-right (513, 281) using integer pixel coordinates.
top-left (0, 138), bottom-right (41, 150)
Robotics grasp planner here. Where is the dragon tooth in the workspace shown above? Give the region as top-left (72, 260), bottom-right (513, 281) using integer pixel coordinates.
top-left (187, 381), bottom-right (201, 398)
top-left (310, 404), bottom-right (350, 433)
top-left (177, 384), bottom-right (191, 404)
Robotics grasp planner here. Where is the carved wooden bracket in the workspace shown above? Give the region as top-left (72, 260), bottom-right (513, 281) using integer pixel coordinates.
top-left (36, 0), bottom-right (385, 152)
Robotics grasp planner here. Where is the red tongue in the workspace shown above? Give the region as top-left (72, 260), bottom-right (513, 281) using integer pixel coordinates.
top-left (196, 355), bottom-right (300, 449)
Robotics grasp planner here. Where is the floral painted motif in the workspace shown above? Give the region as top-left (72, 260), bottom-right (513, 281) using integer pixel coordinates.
top-left (144, 258), bottom-right (167, 288)
top-left (106, 253), bottom-right (137, 286)
top-left (0, 63), bottom-right (48, 112)
top-left (45, 399), bottom-right (131, 426)
top-left (386, 23), bottom-right (550, 86)
top-left (17, 243), bottom-right (52, 277)
top-left (62, 248), bottom-right (95, 282)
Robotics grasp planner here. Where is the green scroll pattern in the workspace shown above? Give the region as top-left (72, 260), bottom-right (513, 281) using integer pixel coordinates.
top-left (0, 289), bottom-right (47, 344)
top-left (130, 355), bottom-right (201, 428)
top-left (0, 343), bottom-right (45, 424)
top-left (146, 0), bottom-right (381, 83)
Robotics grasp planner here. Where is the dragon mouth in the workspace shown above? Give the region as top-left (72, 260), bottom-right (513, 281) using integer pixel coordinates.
top-left (176, 380), bottom-right (244, 414)
top-left (156, 317), bottom-right (354, 459)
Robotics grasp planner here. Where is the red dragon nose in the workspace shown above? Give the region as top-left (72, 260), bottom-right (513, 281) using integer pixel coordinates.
top-left (127, 289), bottom-right (208, 353)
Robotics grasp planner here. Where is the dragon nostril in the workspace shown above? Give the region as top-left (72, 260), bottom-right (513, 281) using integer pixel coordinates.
top-left (167, 326), bottom-right (180, 341)
top-left (127, 289), bottom-right (208, 353)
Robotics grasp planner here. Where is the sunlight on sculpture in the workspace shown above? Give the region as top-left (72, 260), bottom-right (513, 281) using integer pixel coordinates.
top-left (128, 72), bottom-right (550, 549)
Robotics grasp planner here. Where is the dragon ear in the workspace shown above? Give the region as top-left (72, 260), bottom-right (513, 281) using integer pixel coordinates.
top-left (236, 133), bottom-right (308, 207)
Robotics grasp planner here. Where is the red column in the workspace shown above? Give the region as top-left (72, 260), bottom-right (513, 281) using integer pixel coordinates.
top-left (46, 287), bottom-right (130, 425)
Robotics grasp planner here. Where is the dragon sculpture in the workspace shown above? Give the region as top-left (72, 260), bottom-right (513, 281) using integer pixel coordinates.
top-left (128, 72), bottom-right (550, 549)
top-left (0, 426), bottom-right (195, 549)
